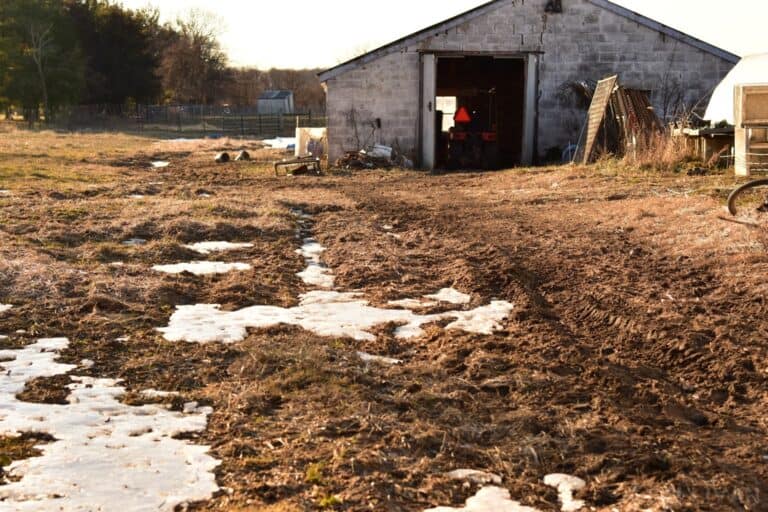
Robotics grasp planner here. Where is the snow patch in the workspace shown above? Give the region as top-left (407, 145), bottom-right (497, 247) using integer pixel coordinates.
top-left (357, 352), bottom-right (403, 366)
top-left (426, 288), bottom-right (472, 305)
top-left (122, 238), bottom-right (147, 246)
top-left (0, 304), bottom-right (12, 314)
top-left (79, 359), bottom-right (94, 369)
top-left (128, 194), bottom-right (145, 199)
top-left (141, 389), bottom-right (181, 399)
top-left (424, 486), bottom-right (540, 512)
top-left (0, 189), bottom-right (11, 196)
top-left (151, 161), bottom-right (170, 168)
top-left (296, 238), bottom-right (334, 288)
top-left (446, 469), bottom-right (502, 485)
top-left (262, 137), bottom-right (296, 149)
top-left (543, 474), bottom-right (586, 512)
top-left (158, 291), bottom-right (512, 344)
top-left (0, 338), bottom-right (219, 510)
top-left (388, 298), bottom-right (437, 309)
top-left (153, 261), bottom-right (251, 275)
top-left (184, 241), bottom-right (254, 255)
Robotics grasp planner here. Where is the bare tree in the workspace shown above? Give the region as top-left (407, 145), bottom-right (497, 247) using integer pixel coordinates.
top-left (28, 23), bottom-right (53, 122)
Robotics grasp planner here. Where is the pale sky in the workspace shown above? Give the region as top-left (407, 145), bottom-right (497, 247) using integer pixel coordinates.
top-left (118, 0), bottom-right (767, 69)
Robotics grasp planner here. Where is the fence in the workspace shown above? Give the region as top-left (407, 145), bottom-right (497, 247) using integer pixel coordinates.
top-left (17, 104), bottom-right (327, 138)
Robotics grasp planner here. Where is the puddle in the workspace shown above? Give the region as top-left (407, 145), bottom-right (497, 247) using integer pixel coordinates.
top-left (184, 242), bottom-right (254, 255)
top-left (544, 474), bottom-right (586, 512)
top-left (0, 304), bottom-right (12, 314)
top-left (0, 338), bottom-right (219, 510)
top-left (152, 262), bottom-right (252, 275)
top-left (151, 161), bottom-right (170, 168)
top-left (424, 486), bottom-right (539, 512)
top-left (158, 211), bottom-right (513, 344)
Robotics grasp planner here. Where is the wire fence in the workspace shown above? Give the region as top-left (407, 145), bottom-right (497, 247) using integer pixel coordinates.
top-left (11, 104), bottom-right (327, 138)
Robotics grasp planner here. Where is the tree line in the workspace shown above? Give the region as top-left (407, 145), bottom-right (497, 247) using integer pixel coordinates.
top-left (0, 0), bottom-right (325, 121)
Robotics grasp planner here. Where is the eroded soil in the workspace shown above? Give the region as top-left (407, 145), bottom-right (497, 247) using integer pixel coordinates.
top-left (0, 130), bottom-right (767, 511)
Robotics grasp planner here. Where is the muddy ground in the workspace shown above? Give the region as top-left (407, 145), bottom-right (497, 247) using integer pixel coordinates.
top-left (0, 129), bottom-right (767, 511)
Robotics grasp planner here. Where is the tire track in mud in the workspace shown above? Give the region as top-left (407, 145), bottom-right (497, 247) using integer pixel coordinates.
top-left (327, 181), bottom-right (768, 509)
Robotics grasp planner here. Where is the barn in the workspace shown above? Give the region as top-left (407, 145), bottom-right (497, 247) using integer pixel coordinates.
top-left (319, 0), bottom-right (739, 169)
top-left (257, 90), bottom-right (295, 115)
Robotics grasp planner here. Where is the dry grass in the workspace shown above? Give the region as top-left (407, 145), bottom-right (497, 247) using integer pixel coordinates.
top-left (620, 131), bottom-right (698, 173)
top-left (1, 129), bottom-right (767, 510)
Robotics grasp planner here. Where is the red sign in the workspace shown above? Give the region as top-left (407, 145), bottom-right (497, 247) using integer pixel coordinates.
top-left (454, 106), bottom-right (472, 123)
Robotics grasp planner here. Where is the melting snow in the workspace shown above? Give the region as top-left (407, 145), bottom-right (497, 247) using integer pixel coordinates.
top-left (151, 161), bottom-right (170, 168)
top-left (79, 359), bottom-right (94, 369)
top-left (0, 189), bottom-right (11, 196)
top-left (184, 242), bottom-right (254, 255)
top-left (128, 194), bottom-right (145, 199)
top-left (357, 351), bottom-right (403, 366)
top-left (388, 298), bottom-right (436, 309)
top-left (544, 474), bottom-right (586, 512)
top-left (159, 211), bottom-right (513, 344)
top-left (425, 486), bottom-right (540, 512)
top-left (296, 238), bottom-right (335, 288)
top-left (122, 238), bottom-right (147, 246)
top-left (141, 389), bottom-right (181, 399)
top-left (426, 288), bottom-right (472, 305)
top-left (0, 338), bottom-right (219, 510)
top-left (0, 335), bottom-right (7, 341)
top-left (0, 304), bottom-right (12, 314)
top-left (158, 290), bottom-right (512, 344)
top-left (262, 137), bottom-right (296, 149)
top-left (446, 469), bottom-right (503, 485)
top-left (153, 261), bottom-right (252, 275)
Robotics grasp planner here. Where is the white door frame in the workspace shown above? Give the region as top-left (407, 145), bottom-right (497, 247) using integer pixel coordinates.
top-left (419, 52), bottom-right (538, 170)
top-left (420, 53), bottom-right (437, 170)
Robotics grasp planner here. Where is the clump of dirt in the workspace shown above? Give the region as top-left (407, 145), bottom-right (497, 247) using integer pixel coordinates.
top-left (0, 433), bottom-right (55, 484)
top-left (16, 375), bottom-right (73, 405)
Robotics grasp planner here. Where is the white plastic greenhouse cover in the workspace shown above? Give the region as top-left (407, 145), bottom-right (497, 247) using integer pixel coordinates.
top-left (705, 54), bottom-right (768, 126)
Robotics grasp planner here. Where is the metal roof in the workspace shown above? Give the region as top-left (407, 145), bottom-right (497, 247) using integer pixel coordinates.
top-left (318, 0), bottom-right (739, 82)
top-left (258, 90), bottom-right (293, 100)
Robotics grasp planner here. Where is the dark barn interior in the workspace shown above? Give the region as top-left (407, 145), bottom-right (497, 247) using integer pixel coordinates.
top-left (435, 56), bottom-right (525, 169)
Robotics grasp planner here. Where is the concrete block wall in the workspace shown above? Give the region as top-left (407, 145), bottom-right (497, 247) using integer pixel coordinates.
top-left (325, 51), bottom-right (420, 163)
top-left (324, 0), bottom-right (735, 164)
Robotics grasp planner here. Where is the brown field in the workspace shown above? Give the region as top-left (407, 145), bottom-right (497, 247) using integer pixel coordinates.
top-left (1, 127), bottom-right (767, 511)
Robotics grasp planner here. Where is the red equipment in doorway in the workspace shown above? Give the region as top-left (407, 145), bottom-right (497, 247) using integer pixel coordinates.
top-left (446, 88), bottom-right (499, 169)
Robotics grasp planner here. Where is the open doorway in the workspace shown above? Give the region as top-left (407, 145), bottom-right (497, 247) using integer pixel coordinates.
top-left (434, 56), bottom-right (526, 170)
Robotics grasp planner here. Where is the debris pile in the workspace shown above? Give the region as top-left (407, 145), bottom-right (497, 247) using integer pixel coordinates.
top-left (574, 75), bottom-right (662, 163)
top-left (335, 144), bottom-right (414, 170)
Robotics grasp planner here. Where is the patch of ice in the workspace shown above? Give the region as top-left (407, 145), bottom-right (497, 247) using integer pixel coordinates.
top-left (424, 486), bottom-right (540, 512)
top-left (122, 238), bottom-right (147, 246)
top-left (158, 290), bottom-right (512, 344)
top-left (0, 338), bottom-right (219, 510)
top-left (128, 194), bottom-right (145, 199)
top-left (141, 389), bottom-right (181, 399)
top-left (296, 238), bottom-right (334, 288)
top-left (543, 474), bottom-right (586, 512)
top-left (152, 261), bottom-right (252, 275)
top-left (426, 288), bottom-right (472, 305)
top-left (446, 469), bottom-right (503, 485)
top-left (357, 351), bottom-right (403, 366)
top-left (151, 161), bottom-right (170, 168)
top-left (0, 304), bottom-right (12, 314)
top-left (184, 241), bottom-right (254, 255)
